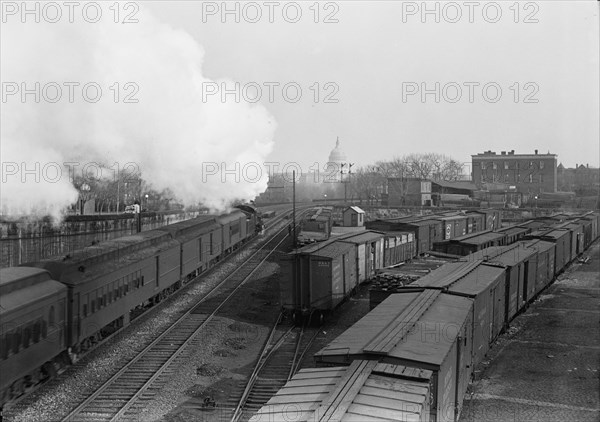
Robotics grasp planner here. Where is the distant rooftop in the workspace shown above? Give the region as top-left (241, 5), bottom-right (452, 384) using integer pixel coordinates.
top-left (473, 149), bottom-right (557, 159)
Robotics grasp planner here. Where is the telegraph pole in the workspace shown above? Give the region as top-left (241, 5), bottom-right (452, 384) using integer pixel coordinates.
top-left (292, 170), bottom-right (296, 248)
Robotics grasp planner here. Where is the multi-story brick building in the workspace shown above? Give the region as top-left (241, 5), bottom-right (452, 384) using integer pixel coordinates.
top-left (472, 150), bottom-right (557, 194)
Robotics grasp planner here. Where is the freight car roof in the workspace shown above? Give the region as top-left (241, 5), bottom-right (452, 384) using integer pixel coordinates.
top-left (464, 243), bottom-right (537, 266)
top-left (522, 239), bottom-right (555, 253)
top-left (450, 230), bottom-right (505, 245)
top-left (337, 230), bottom-right (384, 244)
top-left (306, 241), bottom-right (355, 259)
top-left (415, 260), bottom-right (506, 295)
top-left (315, 291), bottom-right (473, 367)
top-left (249, 360), bottom-right (431, 422)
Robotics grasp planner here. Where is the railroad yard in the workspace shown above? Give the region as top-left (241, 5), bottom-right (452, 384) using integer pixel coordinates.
top-left (460, 241), bottom-right (599, 422)
top-left (2, 207), bottom-right (599, 422)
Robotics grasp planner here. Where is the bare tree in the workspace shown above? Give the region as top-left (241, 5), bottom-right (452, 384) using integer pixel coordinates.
top-left (377, 153), bottom-right (464, 181)
top-left (349, 167), bottom-right (387, 205)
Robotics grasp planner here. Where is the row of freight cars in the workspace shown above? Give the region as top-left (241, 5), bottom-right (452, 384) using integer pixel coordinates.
top-left (0, 207), bottom-right (262, 408)
top-left (256, 211), bottom-right (599, 422)
top-left (281, 209), bottom-right (502, 321)
top-left (282, 209), bottom-right (598, 324)
top-left (366, 209), bottom-right (502, 256)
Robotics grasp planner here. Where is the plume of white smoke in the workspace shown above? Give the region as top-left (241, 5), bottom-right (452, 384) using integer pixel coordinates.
top-left (1, 4), bottom-right (275, 219)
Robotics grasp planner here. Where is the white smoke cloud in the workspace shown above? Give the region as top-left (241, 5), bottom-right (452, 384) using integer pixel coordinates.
top-left (1, 4), bottom-right (275, 218)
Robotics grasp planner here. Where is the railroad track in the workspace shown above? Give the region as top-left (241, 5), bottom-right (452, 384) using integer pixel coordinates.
top-left (226, 320), bottom-right (320, 422)
top-left (57, 210), bottom-right (306, 422)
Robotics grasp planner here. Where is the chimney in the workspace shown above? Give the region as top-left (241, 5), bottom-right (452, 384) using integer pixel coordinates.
top-left (535, 149), bottom-right (538, 155)
top-left (510, 150), bottom-right (515, 154)
top-left (501, 151), bottom-right (506, 155)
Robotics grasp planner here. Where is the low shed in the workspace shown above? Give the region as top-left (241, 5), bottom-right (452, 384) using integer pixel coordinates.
top-left (342, 206), bottom-right (365, 227)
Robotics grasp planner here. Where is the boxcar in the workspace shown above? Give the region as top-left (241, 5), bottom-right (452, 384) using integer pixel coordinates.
top-left (496, 225), bottom-right (529, 245)
top-left (465, 211), bottom-right (485, 234)
top-left (526, 229), bottom-right (571, 274)
top-left (250, 360), bottom-right (432, 422)
top-left (337, 231), bottom-right (385, 284)
top-left (465, 244), bottom-right (538, 321)
top-left (367, 219), bottom-right (442, 255)
top-left (523, 239), bottom-right (556, 295)
top-left (433, 231), bottom-right (506, 256)
top-left (432, 215), bottom-right (468, 240)
top-left (557, 221), bottom-right (585, 260)
top-left (472, 208), bottom-right (502, 231)
top-left (381, 231), bottom-right (416, 267)
top-left (315, 290), bottom-right (473, 422)
top-left (281, 239), bottom-right (358, 322)
top-left (408, 260), bottom-right (507, 364)
top-left (1, 268), bottom-right (68, 406)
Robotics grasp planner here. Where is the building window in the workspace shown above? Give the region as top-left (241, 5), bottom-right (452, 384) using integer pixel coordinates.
top-left (529, 161), bottom-right (534, 168)
top-left (540, 161), bottom-right (544, 169)
top-left (481, 162), bottom-right (486, 170)
top-left (504, 162), bottom-right (508, 170)
top-left (529, 174), bottom-right (533, 183)
top-left (492, 162), bottom-right (497, 170)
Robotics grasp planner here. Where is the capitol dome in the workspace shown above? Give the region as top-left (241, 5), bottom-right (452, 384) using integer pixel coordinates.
top-left (328, 138), bottom-right (347, 163)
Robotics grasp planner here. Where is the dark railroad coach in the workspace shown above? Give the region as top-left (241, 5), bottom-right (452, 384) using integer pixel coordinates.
top-left (1, 268), bottom-right (68, 404)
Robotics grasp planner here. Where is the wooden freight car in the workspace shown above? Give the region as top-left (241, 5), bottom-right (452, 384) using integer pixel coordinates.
top-left (281, 239), bottom-right (358, 324)
top-left (525, 228), bottom-right (571, 275)
top-left (315, 290), bottom-right (473, 422)
top-left (399, 260), bottom-right (507, 365)
top-left (432, 230), bottom-right (506, 256)
top-left (250, 360), bottom-right (432, 422)
top-left (381, 231), bottom-right (416, 267)
top-left (464, 243), bottom-right (538, 321)
top-left (523, 239), bottom-right (556, 296)
top-left (367, 218), bottom-right (442, 255)
top-left (281, 231), bottom-right (386, 323)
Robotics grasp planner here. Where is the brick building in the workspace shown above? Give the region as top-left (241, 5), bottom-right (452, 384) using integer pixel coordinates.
top-left (472, 150), bottom-right (557, 194)
top-left (557, 163), bottom-right (600, 195)
top-left (387, 178), bottom-right (431, 206)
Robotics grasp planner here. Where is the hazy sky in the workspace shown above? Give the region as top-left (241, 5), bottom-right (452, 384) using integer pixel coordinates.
top-left (147, 1), bottom-right (599, 171)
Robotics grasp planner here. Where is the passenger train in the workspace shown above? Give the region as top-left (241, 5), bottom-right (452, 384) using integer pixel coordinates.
top-left (0, 206), bottom-right (262, 407)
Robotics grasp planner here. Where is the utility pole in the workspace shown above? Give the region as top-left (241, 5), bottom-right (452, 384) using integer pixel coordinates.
top-left (292, 170), bottom-right (296, 248)
top-left (341, 163), bottom-right (353, 204)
